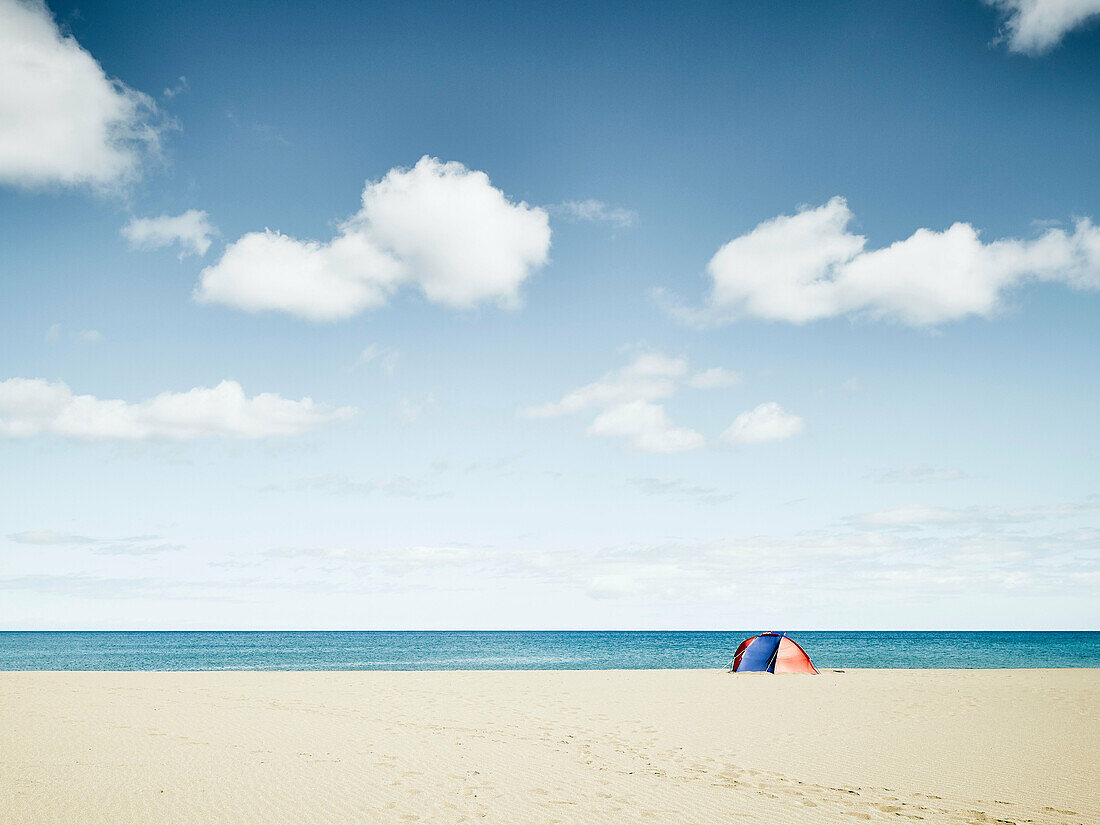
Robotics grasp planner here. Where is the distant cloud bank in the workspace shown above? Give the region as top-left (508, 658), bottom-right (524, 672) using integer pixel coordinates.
top-left (196, 156), bottom-right (551, 321)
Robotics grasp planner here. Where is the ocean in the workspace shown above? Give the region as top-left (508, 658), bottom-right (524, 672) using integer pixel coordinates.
top-left (0, 631), bottom-right (1097, 670)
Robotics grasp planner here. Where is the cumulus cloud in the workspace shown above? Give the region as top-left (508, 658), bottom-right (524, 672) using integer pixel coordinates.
top-left (688, 197), bottom-right (1100, 326)
top-left (0, 377), bottom-right (357, 439)
top-left (587, 400), bottom-right (705, 453)
top-left (196, 156), bottom-right (551, 320)
top-left (0, 0), bottom-right (168, 189)
top-left (122, 210), bottom-right (215, 257)
top-left (985, 0), bottom-right (1100, 54)
top-left (551, 199), bottom-right (638, 228)
top-left (720, 402), bottom-right (804, 444)
top-left (523, 351), bottom-right (740, 453)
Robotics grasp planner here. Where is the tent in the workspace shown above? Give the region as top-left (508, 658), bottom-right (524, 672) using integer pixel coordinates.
top-left (727, 632), bottom-right (818, 674)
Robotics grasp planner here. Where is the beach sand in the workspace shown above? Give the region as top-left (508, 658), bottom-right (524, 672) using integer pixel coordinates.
top-left (1, 669), bottom-right (1096, 824)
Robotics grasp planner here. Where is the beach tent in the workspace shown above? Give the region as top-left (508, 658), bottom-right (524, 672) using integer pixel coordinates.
top-left (727, 632), bottom-right (818, 674)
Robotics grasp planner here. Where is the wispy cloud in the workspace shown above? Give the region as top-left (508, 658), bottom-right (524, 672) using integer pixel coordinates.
top-left (400, 393), bottom-right (436, 422)
top-left (357, 344), bottom-right (399, 374)
top-left (7, 494), bottom-right (1095, 609)
top-left (259, 473), bottom-right (451, 500)
top-left (687, 367), bottom-right (741, 389)
top-left (848, 497), bottom-right (1100, 529)
top-left (162, 75), bottom-right (189, 99)
top-left (45, 325), bottom-right (105, 345)
top-left (8, 529), bottom-right (96, 545)
top-left (524, 352), bottom-right (784, 453)
top-left (550, 199), bottom-right (638, 229)
top-left (0, 573), bottom-right (252, 600)
top-left (984, 0), bottom-right (1100, 55)
top-left (122, 210), bottom-right (216, 258)
top-left (523, 351), bottom-right (746, 453)
top-left (627, 477), bottom-right (735, 505)
top-left (873, 465), bottom-right (968, 484)
top-left (190, 502), bottom-right (1100, 605)
top-left (7, 529), bottom-right (181, 555)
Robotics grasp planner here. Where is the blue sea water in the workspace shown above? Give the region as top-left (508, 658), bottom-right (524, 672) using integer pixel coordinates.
top-left (0, 631), bottom-right (1097, 670)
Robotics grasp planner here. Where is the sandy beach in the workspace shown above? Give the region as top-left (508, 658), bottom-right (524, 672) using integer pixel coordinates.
top-left (1, 668), bottom-right (1096, 824)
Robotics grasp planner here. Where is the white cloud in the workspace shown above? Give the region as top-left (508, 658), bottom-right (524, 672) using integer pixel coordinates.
top-left (695, 197), bottom-right (1100, 326)
top-left (209, 499), bottom-right (1099, 607)
top-left (985, 0), bottom-right (1100, 54)
top-left (720, 402), bottom-right (804, 444)
top-left (7, 496), bottom-right (1094, 616)
top-left (7, 529), bottom-right (180, 555)
top-left (263, 544), bottom-right (490, 572)
top-left (587, 400), bottom-right (705, 453)
top-left (0, 0), bottom-right (167, 189)
top-left (44, 324), bottom-right (102, 344)
top-left (851, 497), bottom-right (1100, 528)
top-left (196, 156), bottom-right (551, 320)
top-left (552, 199), bottom-right (637, 228)
top-left (260, 473), bottom-right (450, 501)
top-left (122, 210), bottom-right (215, 257)
top-left (627, 477), bottom-right (735, 505)
top-left (357, 344), bottom-right (399, 374)
top-left (524, 352), bottom-right (689, 418)
top-left (874, 465), bottom-right (967, 484)
top-left (8, 529), bottom-right (94, 545)
top-left (524, 351), bottom-right (742, 452)
top-left (162, 76), bottom-right (189, 99)
top-left (0, 377), bottom-right (357, 439)
top-left (687, 367), bottom-right (741, 389)
top-left (399, 393), bottom-right (436, 422)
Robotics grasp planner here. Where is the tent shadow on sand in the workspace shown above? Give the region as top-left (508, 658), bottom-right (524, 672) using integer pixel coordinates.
top-left (726, 632), bottom-right (818, 674)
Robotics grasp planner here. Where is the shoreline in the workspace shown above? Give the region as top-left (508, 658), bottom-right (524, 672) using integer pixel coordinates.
top-left (3, 665), bottom-right (1098, 672)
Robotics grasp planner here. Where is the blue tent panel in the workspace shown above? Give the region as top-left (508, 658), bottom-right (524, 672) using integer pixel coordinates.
top-left (736, 632), bottom-right (783, 672)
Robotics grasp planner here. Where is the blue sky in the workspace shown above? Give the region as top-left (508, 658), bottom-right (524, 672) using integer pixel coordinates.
top-left (1, 0), bottom-right (1098, 629)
